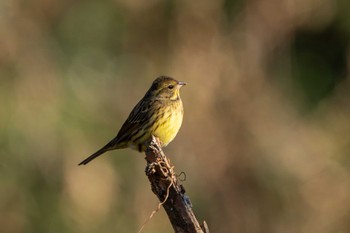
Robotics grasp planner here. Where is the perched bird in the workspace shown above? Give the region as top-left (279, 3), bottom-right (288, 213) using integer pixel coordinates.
top-left (79, 76), bottom-right (186, 165)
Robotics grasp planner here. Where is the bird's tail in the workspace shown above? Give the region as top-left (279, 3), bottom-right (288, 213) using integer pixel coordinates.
top-left (78, 141), bottom-right (115, 165)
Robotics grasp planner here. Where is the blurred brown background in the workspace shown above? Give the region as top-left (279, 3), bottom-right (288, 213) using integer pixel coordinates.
top-left (1, 0), bottom-right (350, 232)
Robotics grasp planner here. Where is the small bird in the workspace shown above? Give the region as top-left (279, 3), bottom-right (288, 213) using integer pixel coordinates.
top-left (79, 76), bottom-right (186, 165)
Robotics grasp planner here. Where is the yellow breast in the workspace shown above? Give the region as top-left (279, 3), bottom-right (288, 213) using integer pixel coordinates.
top-left (153, 101), bottom-right (183, 147)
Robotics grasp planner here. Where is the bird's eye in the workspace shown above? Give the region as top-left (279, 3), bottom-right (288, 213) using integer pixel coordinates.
top-left (168, 85), bottom-right (174, 89)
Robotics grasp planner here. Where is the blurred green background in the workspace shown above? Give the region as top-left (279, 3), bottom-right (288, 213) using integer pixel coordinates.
top-left (1, 0), bottom-right (350, 232)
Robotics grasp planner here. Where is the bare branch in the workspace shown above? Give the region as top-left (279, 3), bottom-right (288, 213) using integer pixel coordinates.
top-left (144, 136), bottom-right (209, 233)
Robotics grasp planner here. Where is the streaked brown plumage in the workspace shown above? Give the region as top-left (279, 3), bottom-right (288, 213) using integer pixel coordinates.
top-left (79, 76), bottom-right (186, 165)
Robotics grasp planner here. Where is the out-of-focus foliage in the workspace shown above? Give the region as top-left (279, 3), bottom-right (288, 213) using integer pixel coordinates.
top-left (1, 0), bottom-right (350, 232)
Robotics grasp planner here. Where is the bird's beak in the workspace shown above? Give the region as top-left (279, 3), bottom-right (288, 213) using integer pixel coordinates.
top-left (177, 81), bottom-right (187, 87)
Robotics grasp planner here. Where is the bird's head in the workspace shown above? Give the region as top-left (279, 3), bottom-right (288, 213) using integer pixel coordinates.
top-left (148, 76), bottom-right (186, 100)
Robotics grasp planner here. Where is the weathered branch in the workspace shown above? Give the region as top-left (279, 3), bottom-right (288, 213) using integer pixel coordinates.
top-left (144, 136), bottom-right (209, 233)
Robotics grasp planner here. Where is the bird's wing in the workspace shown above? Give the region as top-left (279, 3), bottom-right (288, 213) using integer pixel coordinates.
top-left (78, 97), bottom-right (160, 165)
top-left (113, 97), bottom-right (159, 144)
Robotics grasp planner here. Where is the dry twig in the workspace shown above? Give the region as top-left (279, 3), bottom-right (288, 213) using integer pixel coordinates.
top-left (143, 136), bottom-right (209, 233)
